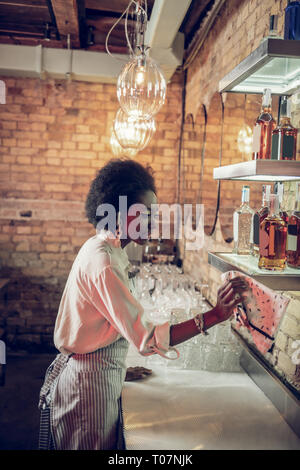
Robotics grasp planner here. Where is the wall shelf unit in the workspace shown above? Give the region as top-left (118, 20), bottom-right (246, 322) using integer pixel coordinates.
top-left (219, 38), bottom-right (300, 95)
top-left (213, 160), bottom-right (300, 182)
top-left (213, 36), bottom-right (300, 428)
top-left (208, 252), bottom-right (300, 291)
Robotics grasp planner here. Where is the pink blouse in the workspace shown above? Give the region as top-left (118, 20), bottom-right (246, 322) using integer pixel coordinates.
top-left (54, 229), bottom-right (179, 359)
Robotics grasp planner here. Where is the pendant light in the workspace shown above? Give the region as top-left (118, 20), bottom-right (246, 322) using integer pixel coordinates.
top-left (117, 48), bottom-right (166, 120)
top-left (106, 0), bottom-right (167, 125)
top-left (113, 107), bottom-right (156, 151)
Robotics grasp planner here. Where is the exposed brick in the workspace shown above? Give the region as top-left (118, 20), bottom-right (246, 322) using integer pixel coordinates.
top-left (286, 299), bottom-right (300, 322)
top-left (274, 331), bottom-right (288, 353)
top-left (280, 315), bottom-right (299, 340)
top-left (277, 351), bottom-right (297, 378)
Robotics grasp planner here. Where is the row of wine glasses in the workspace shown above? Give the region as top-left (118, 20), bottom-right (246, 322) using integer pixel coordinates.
top-left (134, 263), bottom-right (243, 372)
top-left (135, 263), bottom-right (209, 325)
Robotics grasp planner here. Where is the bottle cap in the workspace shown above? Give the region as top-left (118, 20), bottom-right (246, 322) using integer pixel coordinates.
top-left (262, 88), bottom-right (272, 107)
top-left (242, 185), bottom-right (250, 203)
top-left (280, 96), bottom-right (288, 117)
top-left (275, 182), bottom-right (284, 204)
top-left (269, 193), bottom-right (279, 214)
top-left (262, 184), bottom-right (271, 202)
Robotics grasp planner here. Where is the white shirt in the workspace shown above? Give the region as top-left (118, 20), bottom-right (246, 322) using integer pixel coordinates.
top-left (54, 229), bottom-right (179, 359)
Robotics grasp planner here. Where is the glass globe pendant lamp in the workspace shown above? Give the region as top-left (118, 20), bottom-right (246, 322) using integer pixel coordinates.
top-left (113, 107), bottom-right (156, 151)
top-left (117, 48), bottom-right (166, 120)
top-left (110, 128), bottom-right (139, 158)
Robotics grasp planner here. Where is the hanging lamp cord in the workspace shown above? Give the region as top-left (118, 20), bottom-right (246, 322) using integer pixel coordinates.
top-left (207, 93), bottom-right (224, 237)
top-left (105, 0), bottom-right (148, 61)
top-left (198, 103), bottom-right (207, 206)
top-left (177, 69), bottom-right (188, 205)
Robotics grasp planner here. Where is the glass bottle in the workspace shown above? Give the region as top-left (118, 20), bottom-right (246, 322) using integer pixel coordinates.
top-left (252, 88), bottom-right (276, 160)
top-left (286, 182), bottom-right (300, 269)
top-left (271, 96), bottom-right (298, 161)
top-left (260, 15), bottom-right (282, 42)
top-left (252, 184), bottom-right (271, 257)
top-left (258, 194), bottom-right (287, 271)
top-left (284, 1), bottom-right (300, 40)
top-left (233, 185), bottom-right (255, 255)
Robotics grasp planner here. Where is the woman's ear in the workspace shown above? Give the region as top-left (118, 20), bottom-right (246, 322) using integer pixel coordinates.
top-left (116, 210), bottom-right (129, 240)
top-left (116, 211), bottom-right (121, 239)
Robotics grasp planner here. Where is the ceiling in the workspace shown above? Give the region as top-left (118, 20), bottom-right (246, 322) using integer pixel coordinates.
top-left (0, 0), bottom-right (213, 54)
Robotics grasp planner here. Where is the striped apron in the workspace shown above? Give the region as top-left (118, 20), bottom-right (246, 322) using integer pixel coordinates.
top-left (38, 337), bottom-right (129, 450)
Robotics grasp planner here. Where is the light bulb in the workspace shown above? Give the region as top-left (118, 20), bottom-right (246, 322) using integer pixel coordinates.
top-left (237, 125), bottom-right (253, 155)
top-left (135, 66), bottom-right (146, 86)
top-left (110, 128), bottom-right (138, 158)
top-left (117, 53), bottom-right (166, 120)
top-left (113, 108), bottom-right (156, 151)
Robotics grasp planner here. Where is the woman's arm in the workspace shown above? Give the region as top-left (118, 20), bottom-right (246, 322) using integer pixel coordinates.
top-left (169, 276), bottom-right (248, 347)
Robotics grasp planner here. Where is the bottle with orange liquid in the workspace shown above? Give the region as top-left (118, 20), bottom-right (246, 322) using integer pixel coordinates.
top-left (258, 194), bottom-right (287, 271)
top-left (286, 182), bottom-right (300, 269)
top-left (252, 88), bottom-right (276, 160)
top-left (271, 96), bottom-right (298, 161)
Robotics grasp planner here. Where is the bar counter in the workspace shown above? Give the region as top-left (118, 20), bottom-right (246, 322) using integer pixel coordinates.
top-left (123, 343), bottom-right (300, 450)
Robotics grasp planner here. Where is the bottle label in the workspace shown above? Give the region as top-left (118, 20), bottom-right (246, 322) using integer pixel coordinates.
top-left (287, 234), bottom-right (297, 251)
top-left (253, 213), bottom-right (260, 245)
top-left (252, 125), bottom-right (261, 153)
top-left (271, 134), bottom-right (279, 159)
top-left (282, 135), bottom-right (295, 159)
top-left (259, 227), bottom-right (269, 256)
top-left (271, 134), bottom-right (296, 160)
top-left (287, 224), bottom-right (298, 251)
top-left (269, 224), bottom-right (275, 256)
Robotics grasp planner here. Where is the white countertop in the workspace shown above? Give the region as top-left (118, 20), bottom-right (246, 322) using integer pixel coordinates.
top-left (123, 344), bottom-right (300, 450)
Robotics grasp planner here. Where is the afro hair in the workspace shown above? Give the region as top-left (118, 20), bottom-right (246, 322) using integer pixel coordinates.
top-left (85, 158), bottom-right (156, 228)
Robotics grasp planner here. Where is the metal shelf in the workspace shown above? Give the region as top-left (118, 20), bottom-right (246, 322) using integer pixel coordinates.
top-left (219, 38), bottom-right (300, 95)
top-left (208, 252), bottom-right (300, 290)
top-left (232, 328), bottom-right (300, 437)
top-left (213, 160), bottom-right (300, 182)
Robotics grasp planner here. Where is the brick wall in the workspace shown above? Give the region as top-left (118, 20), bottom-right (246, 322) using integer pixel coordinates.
top-left (0, 74), bottom-right (182, 351)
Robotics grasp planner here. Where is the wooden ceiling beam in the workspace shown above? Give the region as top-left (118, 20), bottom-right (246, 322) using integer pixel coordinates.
top-left (0, 0), bottom-right (46, 7)
top-left (85, 0), bottom-right (137, 13)
top-left (85, 0), bottom-right (154, 14)
top-left (0, 23), bottom-right (44, 34)
top-left (50, 0), bottom-right (80, 47)
top-left (180, 0), bottom-right (212, 35)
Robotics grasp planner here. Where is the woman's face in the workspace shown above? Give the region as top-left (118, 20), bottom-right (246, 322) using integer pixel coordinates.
top-left (126, 190), bottom-right (157, 245)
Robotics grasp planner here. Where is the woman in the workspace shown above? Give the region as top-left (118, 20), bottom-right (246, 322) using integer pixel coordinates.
top-left (38, 158), bottom-right (247, 450)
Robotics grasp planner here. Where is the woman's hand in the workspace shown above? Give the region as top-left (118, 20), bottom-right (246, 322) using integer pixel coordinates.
top-left (212, 276), bottom-right (249, 325)
top-left (125, 366), bottom-right (152, 381)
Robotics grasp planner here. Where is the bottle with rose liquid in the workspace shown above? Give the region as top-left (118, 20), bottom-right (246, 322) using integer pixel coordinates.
top-left (258, 194), bottom-right (287, 271)
top-left (286, 182), bottom-right (300, 269)
top-left (252, 88), bottom-right (276, 160)
top-left (252, 184), bottom-right (271, 257)
top-left (271, 96), bottom-right (298, 161)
